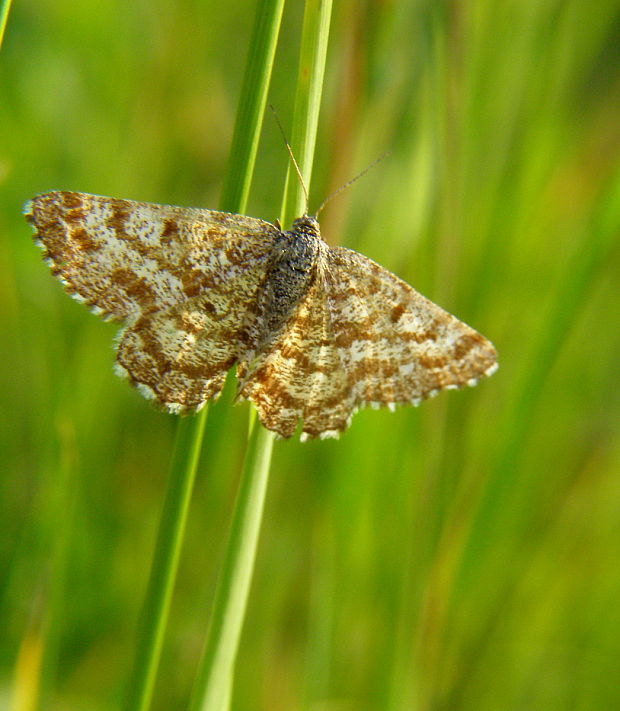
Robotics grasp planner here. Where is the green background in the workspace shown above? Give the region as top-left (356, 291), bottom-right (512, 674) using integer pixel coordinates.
top-left (2, 0), bottom-right (620, 709)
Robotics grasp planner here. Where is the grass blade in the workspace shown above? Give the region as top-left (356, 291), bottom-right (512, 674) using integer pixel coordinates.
top-left (122, 413), bottom-right (208, 711)
top-left (281, 0), bottom-right (333, 224)
top-left (190, 1), bottom-right (333, 709)
top-left (220, 0), bottom-right (286, 214)
top-left (122, 0), bottom-right (286, 709)
top-left (188, 423), bottom-right (274, 711)
top-left (0, 0), bottom-right (13, 49)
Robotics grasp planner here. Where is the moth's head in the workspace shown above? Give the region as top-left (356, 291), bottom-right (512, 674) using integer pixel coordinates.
top-left (291, 215), bottom-right (321, 239)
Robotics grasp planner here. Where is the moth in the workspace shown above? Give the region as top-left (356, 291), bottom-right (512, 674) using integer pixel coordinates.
top-left (25, 191), bottom-right (497, 440)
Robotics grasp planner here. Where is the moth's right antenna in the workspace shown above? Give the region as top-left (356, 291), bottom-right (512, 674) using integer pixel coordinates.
top-left (315, 151), bottom-right (390, 218)
top-left (269, 104), bottom-right (309, 215)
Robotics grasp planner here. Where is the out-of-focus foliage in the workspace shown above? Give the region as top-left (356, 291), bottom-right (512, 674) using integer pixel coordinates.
top-left (2, 1), bottom-right (620, 709)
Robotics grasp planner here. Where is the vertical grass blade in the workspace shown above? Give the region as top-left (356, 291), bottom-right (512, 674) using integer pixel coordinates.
top-left (190, 2), bottom-right (333, 709)
top-left (122, 413), bottom-right (207, 711)
top-left (0, 0), bottom-right (13, 49)
top-left (188, 423), bottom-right (274, 711)
top-left (220, 0), bottom-right (287, 214)
top-left (281, 0), bottom-right (333, 224)
top-left (122, 1), bottom-right (286, 709)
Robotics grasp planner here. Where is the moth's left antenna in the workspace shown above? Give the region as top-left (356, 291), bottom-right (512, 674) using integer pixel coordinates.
top-left (269, 105), bottom-right (309, 215)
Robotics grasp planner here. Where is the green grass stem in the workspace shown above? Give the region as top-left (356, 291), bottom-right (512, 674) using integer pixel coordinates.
top-left (220, 0), bottom-right (286, 214)
top-left (189, 2), bottom-right (333, 709)
top-left (188, 423), bottom-right (274, 711)
top-left (281, 0), bottom-right (333, 224)
top-left (122, 1), bottom-right (286, 709)
top-left (0, 0), bottom-right (13, 49)
top-left (122, 412), bottom-right (207, 711)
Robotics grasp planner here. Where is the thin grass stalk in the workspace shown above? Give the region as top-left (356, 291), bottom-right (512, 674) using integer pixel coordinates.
top-left (122, 1), bottom-right (286, 709)
top-left (221, 0), bottom-right (287, 213)
top-left (282, 0), bottom-right (333, 224)
top-left (188, 421), bottom-right (274, 711)
top-left (122, 412), bottom-right (207, 711)
top-left (189, 2), bottom-right (333, 710)
top-left (0, 0), bottom-right (13, 48)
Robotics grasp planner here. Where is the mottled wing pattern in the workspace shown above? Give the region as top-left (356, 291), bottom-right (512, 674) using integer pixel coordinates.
top-left (116, 294), bottom-right (250, 412)
top-left (26, 191), bottom-right (280, 411)
top-left (323, 246), bottom-right (498, 417)
top-left (25, 191), bottom-right (278, 321)
top-left (237, 273), bottom-right (351, 439)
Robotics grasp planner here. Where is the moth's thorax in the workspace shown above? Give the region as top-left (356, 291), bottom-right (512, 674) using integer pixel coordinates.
top-left (254, 216), bottom-right (323, 347)
top-left (279, 217), bottom-right (321, 270)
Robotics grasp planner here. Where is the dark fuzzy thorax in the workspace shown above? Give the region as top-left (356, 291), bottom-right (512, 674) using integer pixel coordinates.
top-left (257, 216), bottom-right (322, 341)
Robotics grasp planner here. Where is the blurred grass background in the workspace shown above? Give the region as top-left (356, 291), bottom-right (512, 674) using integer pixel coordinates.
top-left (2, 0), bottom-right (620, 709)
